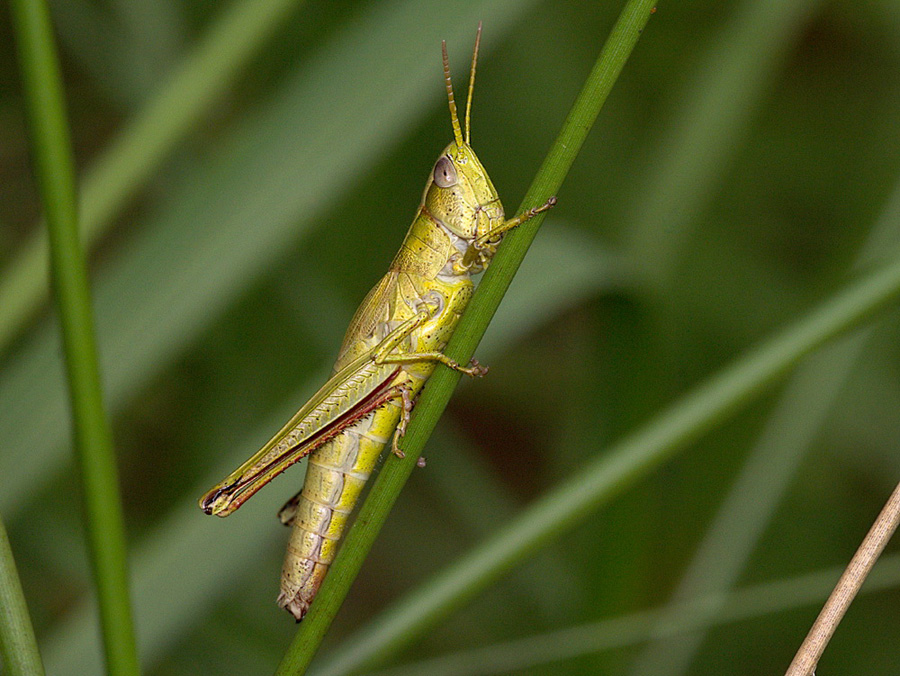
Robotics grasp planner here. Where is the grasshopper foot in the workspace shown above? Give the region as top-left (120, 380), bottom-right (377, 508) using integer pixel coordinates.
top-left (463, 358), bottom-right (489, 378)
top-left (391, 423), bottom-right (407, 457)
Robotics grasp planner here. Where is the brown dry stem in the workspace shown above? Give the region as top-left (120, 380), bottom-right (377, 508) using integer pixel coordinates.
top-left (785, 478), bottom-right (900, 675)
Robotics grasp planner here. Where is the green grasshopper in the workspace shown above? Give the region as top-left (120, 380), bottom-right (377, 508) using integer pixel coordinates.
top-left (199, 24), bottom-right (555, 621)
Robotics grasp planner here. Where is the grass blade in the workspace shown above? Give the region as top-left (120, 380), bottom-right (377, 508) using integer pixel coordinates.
top-left (9, 1), bottom-right (139, 674)
top-left (0, 517), bottom-right (45, 676)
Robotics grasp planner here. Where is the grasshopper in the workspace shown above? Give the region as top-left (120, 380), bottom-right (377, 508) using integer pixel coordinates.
top-left (199, 24), bottom-right (555, 621)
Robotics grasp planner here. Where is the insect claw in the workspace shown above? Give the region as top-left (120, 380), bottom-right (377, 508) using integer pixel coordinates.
top-left (391, 426), bottom-right (406, 457)
top-left (467, 358), bottom-right (489, 377)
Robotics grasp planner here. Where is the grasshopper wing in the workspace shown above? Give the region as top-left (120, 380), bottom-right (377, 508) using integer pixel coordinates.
top-left (199, 350), bottom-right (401, 517)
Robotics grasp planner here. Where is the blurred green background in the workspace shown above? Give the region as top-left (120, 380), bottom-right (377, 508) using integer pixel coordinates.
top-left (3, 0), bottom-right (900, 674)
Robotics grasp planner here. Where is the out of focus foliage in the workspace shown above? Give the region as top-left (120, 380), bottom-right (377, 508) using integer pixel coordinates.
top-left (2, 0), bottom-right (900, 674)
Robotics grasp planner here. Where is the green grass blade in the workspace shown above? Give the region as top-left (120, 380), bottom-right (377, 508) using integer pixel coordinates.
top-left (8, 1), bottom-right (139, 674)
top-left (0, 0), bottom-right (306, 358)
top-left (275, 2), bottom-right (659, 673)
top-left (0, 517), bottom-right (45, 676)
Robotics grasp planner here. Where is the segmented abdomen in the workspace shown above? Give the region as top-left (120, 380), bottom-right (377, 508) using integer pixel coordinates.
top-left (276, 392), bottom-right (404, 620)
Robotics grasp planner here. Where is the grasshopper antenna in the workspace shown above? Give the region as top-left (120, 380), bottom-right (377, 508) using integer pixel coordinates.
top-left (442, 40), bottom-right (465, 148)
top-left (465, 22), bottom-right (482, 145)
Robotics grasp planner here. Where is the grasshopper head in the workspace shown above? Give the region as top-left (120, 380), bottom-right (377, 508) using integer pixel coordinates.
top-left (424, 141), bottom-right (504, 242)
top-left (423, 24), bottom-right (506, 243)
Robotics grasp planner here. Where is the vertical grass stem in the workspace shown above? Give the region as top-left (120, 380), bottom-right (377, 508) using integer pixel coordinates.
top-left (9, 1), bottom-right (140, 674)
top-left (0, 517), bottom-right (45, 676)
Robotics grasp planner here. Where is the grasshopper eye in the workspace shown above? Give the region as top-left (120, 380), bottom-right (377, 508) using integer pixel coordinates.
top-left (433, 156), bottom-right (458, 188)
